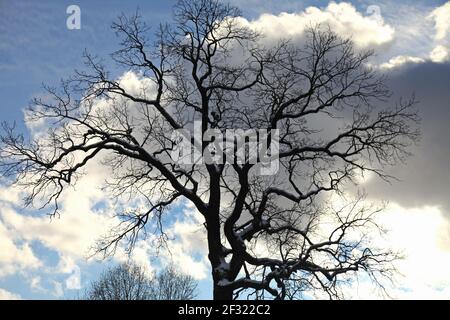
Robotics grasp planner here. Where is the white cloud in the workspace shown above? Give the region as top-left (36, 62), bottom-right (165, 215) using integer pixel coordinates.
top-left (23, 106), bottom-right (49, 139)
top-left (429, 2), bottom-right (450, 41)
top-left (52, 281), bottom-right (64, 298)
top-left (112, 240), bottom-right (157, 276)
top-left (162, 203), bottom-right (209, 280)
top-left (427, 2), bottom-right (450, 65)
top-left (237, 2), bottom-right (395, 48)
top-left (0, 154), bottom-right (121, 262)
top-left (379, 55), bottom-right (425, 70)
top-left (117, 71), bottom-right (157, 97)
top-left (0, 185), bottom-right (21, 204)
top-left (378, 204), bottom-right (450, 298)
top-left (430, 45), bottom-right (450, 63)
top-left (318, 191), bottom-right (450, 299)
top-left (235, 1), bottom-right (448, 70)
top-left (0, 288), bottom-right (21, 300)
top-left (0, 204), bottom-right (115, 261)
top-left (0, 218), bottom-right (42, 277)
top-left (338, 201), bottom-right (450, 299)
top-left (65, 266), bottom-right (81, 290)
top-left (56, 256), bottom-right (82, 290)
top-left (30, 276), bottom-right (42, 290)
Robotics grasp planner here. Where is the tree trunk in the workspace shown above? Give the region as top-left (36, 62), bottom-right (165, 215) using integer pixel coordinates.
top-left (213, 283), bottom-right (233, 300)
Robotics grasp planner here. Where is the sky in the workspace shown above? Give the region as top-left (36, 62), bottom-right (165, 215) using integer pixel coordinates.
top-left (0, 0), bottom-right (450, 300)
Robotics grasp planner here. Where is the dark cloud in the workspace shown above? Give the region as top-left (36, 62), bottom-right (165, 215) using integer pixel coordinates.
top-left (364, 62), bottom-right (450, 215)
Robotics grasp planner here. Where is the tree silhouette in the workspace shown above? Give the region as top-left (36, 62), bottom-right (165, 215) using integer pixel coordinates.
top-left (0, 0), bottom-right (419, 299)
top-left (84, 262), bottom-right (197, 300)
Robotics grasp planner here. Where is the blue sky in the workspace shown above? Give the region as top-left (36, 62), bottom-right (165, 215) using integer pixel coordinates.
top-left (0, 1), bottom-right (172, 124)
top-left (1, 0), bottom-right (450, 300)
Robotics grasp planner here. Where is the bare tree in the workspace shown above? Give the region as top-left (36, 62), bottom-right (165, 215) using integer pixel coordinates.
top-left (84, 262), bottom-right (153, 300)
top-left (84, 262), bottom-right (197, 300)
top-left (0, 0), bottom-right (419, 300)
top-left (154, 265), bottom-right (198, 300)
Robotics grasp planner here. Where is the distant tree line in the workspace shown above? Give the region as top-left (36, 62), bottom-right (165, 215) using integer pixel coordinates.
top-left (84, 262), bottom-right (198, 300)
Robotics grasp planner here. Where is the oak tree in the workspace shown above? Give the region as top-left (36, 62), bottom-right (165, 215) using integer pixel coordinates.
top-left (0, 0), bottom-right (419, 299)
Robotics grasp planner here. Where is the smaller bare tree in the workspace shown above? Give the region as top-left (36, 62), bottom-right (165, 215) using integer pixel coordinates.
top-left (154, 266), bottom-right (199, 300)
top-left (84, 262), bottom-right (198, 300)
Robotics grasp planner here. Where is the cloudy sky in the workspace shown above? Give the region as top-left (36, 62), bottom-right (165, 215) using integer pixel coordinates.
top-left (1, 0), bottom-right (450, 300)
